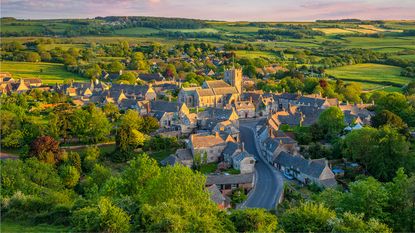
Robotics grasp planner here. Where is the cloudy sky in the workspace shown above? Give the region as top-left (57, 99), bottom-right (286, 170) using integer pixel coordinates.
top-left (1, 0), bottom-right (415, 21)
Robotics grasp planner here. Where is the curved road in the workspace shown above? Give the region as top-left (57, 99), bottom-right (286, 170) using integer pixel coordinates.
top-left (239, 121), bottom-right (284, 210)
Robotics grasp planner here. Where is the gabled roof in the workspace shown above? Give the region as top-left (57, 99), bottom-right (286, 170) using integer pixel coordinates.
top-left (203, 80), bottom-right (230, 88)
top-left (160, 155), bottom-right (178, 166)
top-left (206, 173), bottom-right (254, 186)
top-left (212, 87), bottom-right (238, 95)
top-left (191, 133), bottom-right (226, 148)
top-left (203, 108), bottom-right (237, 121)
top-left (150, 100), bottom-right (180, 113)
top-left (222, 142), bottom-right (239, 156)
top-left (207, 185), bottom-right (225, 204)
top-left (196, 88), bottom-right (215, 97)
top-left (139, 73), bottom-right (165, 82)
top-left (274, 152), bottom-right (332, 179)
top-left (232, 151), bottom-right (254, 163)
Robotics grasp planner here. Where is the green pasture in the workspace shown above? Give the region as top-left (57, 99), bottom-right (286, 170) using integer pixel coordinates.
top-left (326, 63), bottom-right (411, 88)
top-left (113, 27), bottom-right (160, 36)
top-left (0, 61), bottom-right (87, 84)
top-left (234, 50), bottom-right (277, 59)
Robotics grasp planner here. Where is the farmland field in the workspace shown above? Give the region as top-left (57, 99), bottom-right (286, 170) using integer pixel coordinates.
top-left (0, 61), bottom-right (87, 84)
top-left (114, 27), bottom-right (160, 36)
top-left (326, 63), bottom-right (411, 89)
top-left (234, 50), bottom-right (277, 59)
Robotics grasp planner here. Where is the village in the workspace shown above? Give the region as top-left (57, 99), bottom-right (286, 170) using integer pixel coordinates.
top-left (0, 66), bottom-right (376, 209)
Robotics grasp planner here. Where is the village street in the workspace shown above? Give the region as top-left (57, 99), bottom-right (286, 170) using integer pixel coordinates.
top-left (239, 120), bottom-right (284, 210)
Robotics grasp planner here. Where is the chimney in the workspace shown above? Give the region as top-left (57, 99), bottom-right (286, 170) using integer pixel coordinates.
top-left (147, 102), bottom-right (151, 114)
top-left (241, 142), bottom-right (245, 152)
top-left (168, 95), bottom-right (172, 102)
top-left (249, 96), bottom-right (253, 103)
top-left (215, 131), bottom-right (220, 138)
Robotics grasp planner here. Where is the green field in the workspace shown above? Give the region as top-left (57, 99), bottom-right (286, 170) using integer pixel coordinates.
top-left (114, 27), bottom-right (160, 36)
top-left (0, 61), bottom-right (87, 84)
top-left (42, 43), bottom-right (86, 51)
top-left (1, 221), bottom-right (70, 233)
top-left (234, 50), bottom-right (277, 59)
top-left (326, 63), bottom-right (411, 90)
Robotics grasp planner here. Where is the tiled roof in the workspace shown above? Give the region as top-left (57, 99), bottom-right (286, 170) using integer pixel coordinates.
top-left (203, 108), bottom-right (236, 121)
top-left (196, 88), bottom-right (215, 97)
top-left (232, 151), bottom-right (254, 163)
top-left (191, 134), bottom-right (226, 148)
top-left (204, 80), bottom-right (230, 88)
top-left (212, 87), bottom-right (238, 95)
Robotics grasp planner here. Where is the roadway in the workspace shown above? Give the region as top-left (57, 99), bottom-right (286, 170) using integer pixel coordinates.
top-left (239, 120), bottom-right (284, 210)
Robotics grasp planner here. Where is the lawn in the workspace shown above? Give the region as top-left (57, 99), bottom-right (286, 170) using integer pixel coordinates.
top-left (149, 149), bottom-right (176, 162)
top-left (199, 163), bottom-right (218, 174)
top-left (0, 61), bottom-right (87, 84)
top-left (326, 63), bottom-right (411, 89)
top-left (1, 221), bottom-right (70, 233)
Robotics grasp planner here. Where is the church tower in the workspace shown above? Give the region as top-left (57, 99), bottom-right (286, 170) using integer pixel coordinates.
top-left (224, 68), bottom-right (243, 94)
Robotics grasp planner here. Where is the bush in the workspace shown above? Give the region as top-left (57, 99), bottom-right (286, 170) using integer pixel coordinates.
top-left (71, 206), bottom-right (101, 232)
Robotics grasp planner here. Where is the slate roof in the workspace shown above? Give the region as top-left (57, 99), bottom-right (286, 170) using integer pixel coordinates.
top-left (298, 106), bottom-right (323, 126)
top-left (274, 152), bottom-right (329, 179)
top-left (139, 73), bottom-right (165, 82)
top-left (233, 151), bottom-right (254, 163)
top-left (160, 155), bottom-right (178, 166)
top-left (222, 142), bottom-right (239, 156)
top-left (153, 111), bottom-right (167, 121)
top-left (298, 96), bottom-right (326, 107)
top-left (150, 100), bottom-right (180, 113)
top-left (207, 185), bottom-right (225, 204)
top-left (275, 93), bottom-right (301, 101)
top-left (206, 173), bottom-right (254, 186)
top-left (203, 108), bottom-right (236, 121)
top-left (119, 98), bottom-right (138, 109)
top-left (111, 84), bottom-right (150, 96)
top-left (175, 148), bottom-right (193, 161)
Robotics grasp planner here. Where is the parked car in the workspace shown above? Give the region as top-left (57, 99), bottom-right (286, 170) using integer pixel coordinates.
top-left (283, 171), bottom-right (294, 180)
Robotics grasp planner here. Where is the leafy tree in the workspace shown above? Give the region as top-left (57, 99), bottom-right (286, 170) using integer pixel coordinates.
top-left (83, 146), bottom-right (101, 171)
top-left (108, 61), bottom-right (124, 73)
top-left (29, 136), bottom-right (64, 165)
top-left (332, 212), bottom-right (392, 233)
top-left (117, 72), bottom-right (137, 84)
top-left (85, 64), bottom-right (102, 80)
top-left (318, 106), bottom-right (345, 139)
top-left (25, 51), bottom-right (41, 62)
top-left (122, 154), bottom-right (160, 195)
top-left (1, 130), bottom-right (24, 148)
top-left (371, 109), bottom-right (407, 130)
top-left (59, 165), bottom-right (80, 188)
top-left (141, 116), bottom-right (159, 134)
top-left (164, 64), bottom-right (177, 78)
top-left (231, 188), bottom-right (247, 206)
top-left (139, 165), bottom-right (223, 232)
top-left (342, 177), bottom-right (389, 221)
top-left (98, 197), bottom-right (131, 233)
top-left (280, 202), bottom-right (335, 232)
top-left (230, 208), bottom-right (278, 232)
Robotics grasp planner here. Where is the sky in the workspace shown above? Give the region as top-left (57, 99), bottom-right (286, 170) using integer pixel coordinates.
top-left (1, 0), bottom-right (415, 21)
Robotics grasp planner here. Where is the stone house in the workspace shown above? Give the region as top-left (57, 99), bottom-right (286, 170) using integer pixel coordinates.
top-left (206, 173), bottom-right (254, 195)
top-left (273, 152), bottom-right (337, 187)
top-left (189, 132), bottom-right (235, 163)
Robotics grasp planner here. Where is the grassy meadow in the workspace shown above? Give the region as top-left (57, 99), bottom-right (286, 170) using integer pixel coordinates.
top-left (0, 61), bottom-right (87, 84)
top-left (326, 63), bottom-right (411, 90)
top-left (1, 221), bottom-right (70, 233)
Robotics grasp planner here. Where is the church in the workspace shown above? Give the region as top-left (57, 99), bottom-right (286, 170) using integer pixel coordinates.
top-left (178, 68), bottom-right (243, 108)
